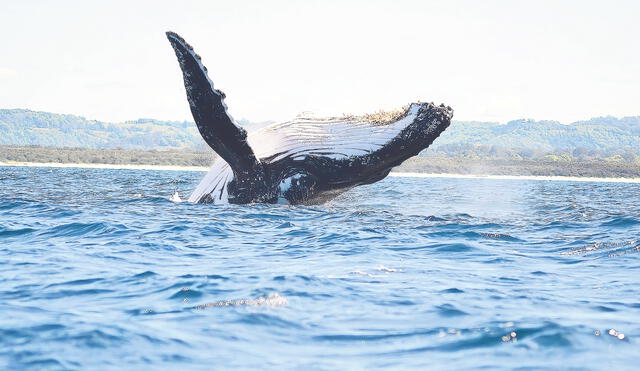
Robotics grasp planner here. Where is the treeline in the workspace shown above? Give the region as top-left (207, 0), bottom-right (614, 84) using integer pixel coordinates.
top-left (0, 109), bottom-right (272, 151)
top-left (0, 109), bottom-right (204, 150)
top-left (425, 143), bottom-right (640, 163)
top-left (3, 146), bottom-right (640, 178)
top-left (2, 108), bottom-right (640, 162)
top-left (0, 146), bottom-right (215, 167)
top-left (396, 157), bottom-right (640, 178)
top-left (426, 116), bottom-right (640, 161)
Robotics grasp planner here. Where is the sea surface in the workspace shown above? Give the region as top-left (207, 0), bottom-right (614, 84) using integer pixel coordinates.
top-left (1, 166), bottom-right (638, 370)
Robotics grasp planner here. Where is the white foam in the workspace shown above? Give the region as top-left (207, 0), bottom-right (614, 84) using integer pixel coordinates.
top-left (170, 191), bottom-right (183, 203)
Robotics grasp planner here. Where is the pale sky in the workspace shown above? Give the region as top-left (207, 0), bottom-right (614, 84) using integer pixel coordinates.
top-left (0, 0), bottom-right (638, 124)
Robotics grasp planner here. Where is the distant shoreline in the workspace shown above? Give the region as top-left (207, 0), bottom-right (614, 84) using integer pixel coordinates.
top-left (4, 161), bottom-right (640, 183)
top-left (0, 161), bottom-right (209, 172)
top-left (3, 145), bottom-right (640, 181)
top-left (389, 172), bottom-right (640, 183)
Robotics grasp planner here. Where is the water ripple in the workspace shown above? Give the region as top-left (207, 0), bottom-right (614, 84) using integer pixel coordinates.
top-left (1, 166), bottom-right (639, 369)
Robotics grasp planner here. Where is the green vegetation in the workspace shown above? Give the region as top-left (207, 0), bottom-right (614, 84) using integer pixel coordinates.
top-left (3, 146), bottom-right (640, 178)
top-left (425, 117), bottom-right (640, 161)
top-left (0, 109), bottom-right (204, 150)
top-left (397, 157), bottom-right (640, 178)
top-left (0, 146), bottom-right (215, 167)
top-left (2, 109), bottom-right (640, 162)
top-left (2, 108), bottom-right (640, 178)
top-left (0, 109), bottom-right (273, 151)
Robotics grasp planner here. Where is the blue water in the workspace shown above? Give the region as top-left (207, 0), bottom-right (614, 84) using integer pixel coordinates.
top-left (1, 166), bottom-right (638, 370)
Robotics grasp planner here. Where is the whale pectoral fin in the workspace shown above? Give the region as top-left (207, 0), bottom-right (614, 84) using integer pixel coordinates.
top-left (166, 31), bottom-right (259, 172)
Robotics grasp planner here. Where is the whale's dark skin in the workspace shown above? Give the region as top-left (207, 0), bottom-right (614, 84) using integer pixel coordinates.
top-left (166, 31), bottom-right (453, 205)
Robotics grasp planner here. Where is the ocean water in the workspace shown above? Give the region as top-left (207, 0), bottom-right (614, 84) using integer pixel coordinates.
top-left (1, 166), bottom-right (638, 370)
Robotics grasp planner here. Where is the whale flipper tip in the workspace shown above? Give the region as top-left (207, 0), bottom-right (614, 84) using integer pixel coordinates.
top-left (165, 31), bottom-right (181, 40)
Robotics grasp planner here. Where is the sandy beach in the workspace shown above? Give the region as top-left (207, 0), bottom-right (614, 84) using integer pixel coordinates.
top-left (3, 161), bottom-right (640, 183)
top-left (0, 161), bottom-right (209, 172)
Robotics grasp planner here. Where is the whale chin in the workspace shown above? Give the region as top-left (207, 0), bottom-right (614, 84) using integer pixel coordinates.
top-left (166, 31), bottom-right (453, 205)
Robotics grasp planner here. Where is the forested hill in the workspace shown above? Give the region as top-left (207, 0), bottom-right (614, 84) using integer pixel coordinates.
top-left (1, 108), bottom-right (639, 160)
top-left (0, 109), bottom-right (202, 150)
top-left (427, 116), bottom-right (640, 160)
top-left (0, 109), bottom-right (272, 151)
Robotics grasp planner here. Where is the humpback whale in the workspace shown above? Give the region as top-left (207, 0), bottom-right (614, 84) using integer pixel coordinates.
top-left (166, 31), bottom-right (453, 205)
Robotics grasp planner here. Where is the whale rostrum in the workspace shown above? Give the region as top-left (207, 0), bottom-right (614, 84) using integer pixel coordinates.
top-left (166, 31), bottom-right (453, 205)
